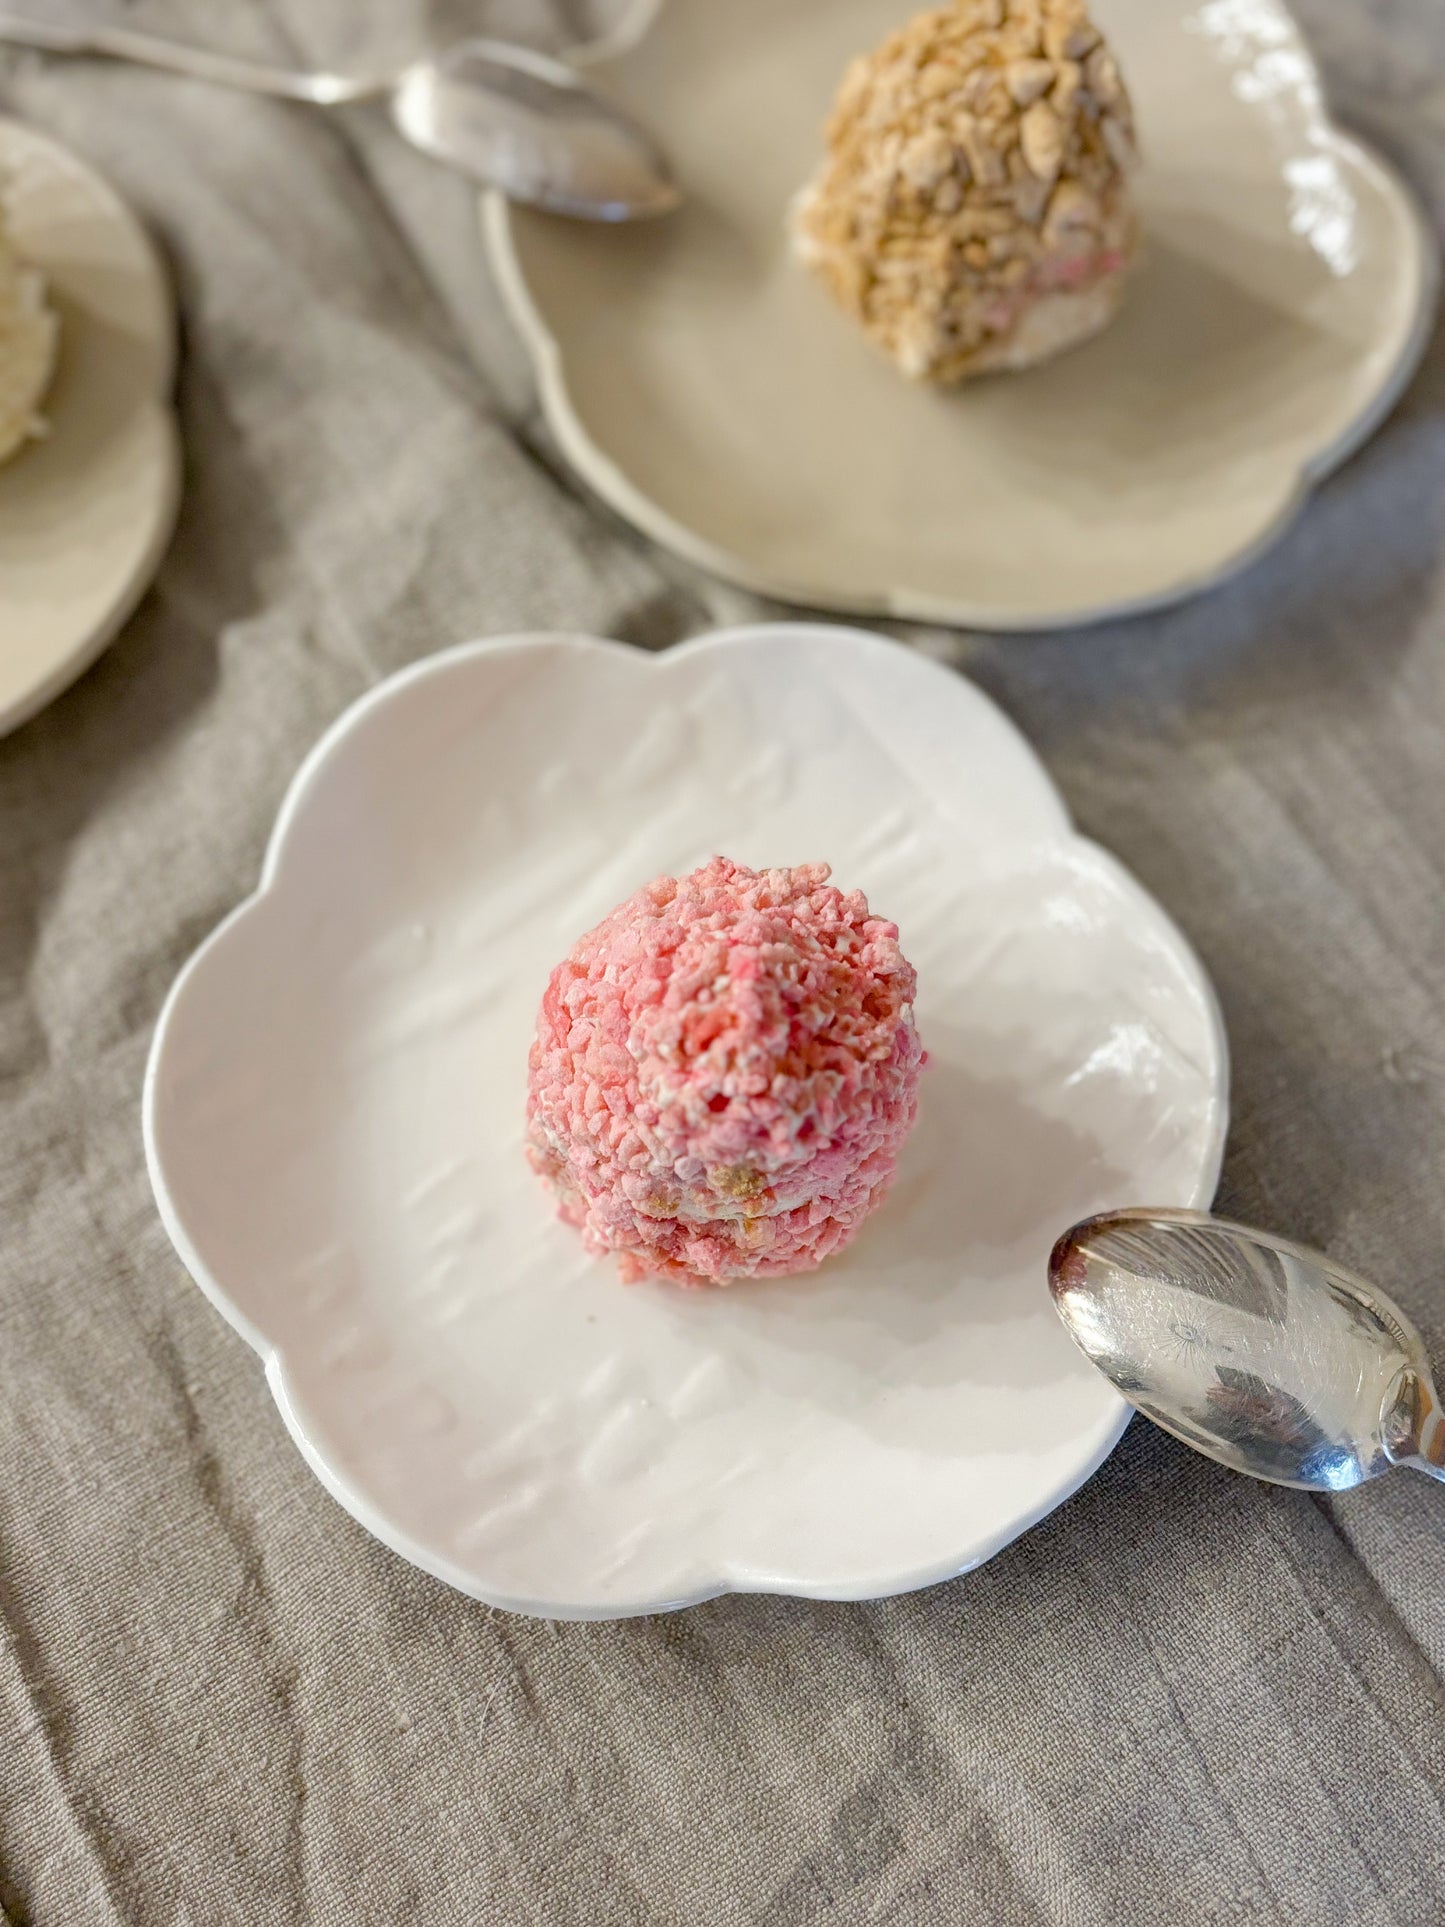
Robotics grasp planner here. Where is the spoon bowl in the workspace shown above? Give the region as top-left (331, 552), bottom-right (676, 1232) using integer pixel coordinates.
top-left (391, 41), bottom-right (680, 219)
top-left (1049, 1209), bottom-right (1445, 1490)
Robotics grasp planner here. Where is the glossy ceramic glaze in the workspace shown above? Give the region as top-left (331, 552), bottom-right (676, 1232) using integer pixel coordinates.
top-left (145, 624), bottom-right (1229, 1617)
top-left (0, 117), bottom-right (180, 734)
top-left (486, 0), bottom-right (1437, 630)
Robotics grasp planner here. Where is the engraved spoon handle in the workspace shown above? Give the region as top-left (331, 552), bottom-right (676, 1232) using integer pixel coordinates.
top-left (0, 12), bottom-right (390, 106)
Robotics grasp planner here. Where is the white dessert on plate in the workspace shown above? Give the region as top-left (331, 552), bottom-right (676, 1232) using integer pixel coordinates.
top-left (0, 192), bottom-right (58, 465)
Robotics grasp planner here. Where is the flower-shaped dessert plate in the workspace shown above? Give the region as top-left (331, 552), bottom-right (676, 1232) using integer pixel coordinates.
top-left (485, 0), bottom-right (1437, 630)
top-left (0, 117), bottom-right (180, 735)
top-left (145, 624), bottom-right (1228, 1617)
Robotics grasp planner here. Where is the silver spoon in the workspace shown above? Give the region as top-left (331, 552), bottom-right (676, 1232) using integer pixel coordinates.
top-left (0, 17), bottom-right (680, 220)
top-left (1049, 1208), bottom-right (1445, 1491)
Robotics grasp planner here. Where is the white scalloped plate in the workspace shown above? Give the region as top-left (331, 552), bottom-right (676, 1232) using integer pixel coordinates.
top-left (485, 0), bottom-right (1438, 630)
top-left (145, 624), bottom-right (1228, 1617)
top-left (0, 117), bottom-right (180, 735)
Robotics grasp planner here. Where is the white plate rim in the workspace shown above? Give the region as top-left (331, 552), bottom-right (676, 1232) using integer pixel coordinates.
top-left (481, 7), bottom-right (1440, 634)
top-left (0, 115), bottom-right (182, 737)
top-left (144, 623), bottom-right (1231, 1617)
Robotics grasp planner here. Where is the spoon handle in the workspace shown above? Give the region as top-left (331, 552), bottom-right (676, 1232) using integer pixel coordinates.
top-left (0, 13), bottom-right (388, 106)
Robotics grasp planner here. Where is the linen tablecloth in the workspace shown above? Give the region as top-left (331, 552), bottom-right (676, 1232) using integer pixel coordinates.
top-left (4, 3), bottom-right (1445, 1920)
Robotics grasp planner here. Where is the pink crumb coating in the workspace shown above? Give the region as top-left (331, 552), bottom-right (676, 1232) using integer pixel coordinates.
top-left (525, 857), bottom-right (925, 1287)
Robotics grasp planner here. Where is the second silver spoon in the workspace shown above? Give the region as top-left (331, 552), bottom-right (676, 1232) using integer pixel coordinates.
top-left (0, 18), bottom-right (681, 221)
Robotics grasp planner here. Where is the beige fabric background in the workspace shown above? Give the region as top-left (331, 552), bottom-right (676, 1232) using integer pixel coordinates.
top-left (3, 3), bottom-right (1445, 1921)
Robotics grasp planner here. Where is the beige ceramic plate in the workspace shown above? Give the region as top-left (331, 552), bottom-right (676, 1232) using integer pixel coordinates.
top-left (486, 0), bottom-right (1438, 630)
top-left (0, 118), bottom-right (180, 734)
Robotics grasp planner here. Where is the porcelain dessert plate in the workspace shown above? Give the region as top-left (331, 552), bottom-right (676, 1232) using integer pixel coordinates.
top-left (145, 624), bottom-right (1228, 1618)
top-left (0, 117), bottom-right (180, 735)
top-left (485, 0), bottom-right (1437, 630)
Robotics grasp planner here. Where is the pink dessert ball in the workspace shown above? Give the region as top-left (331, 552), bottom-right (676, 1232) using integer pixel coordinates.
top-left (525, 856), bottom-right (925, 1286)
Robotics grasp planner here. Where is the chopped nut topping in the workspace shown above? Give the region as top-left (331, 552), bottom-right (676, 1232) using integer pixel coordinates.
top-left (792, 0), bottom-right (1140, 384)
top-left (1084, 44), bottom-right (1123, 108)
top-left (1005, 58), bottom-right (1055, 106)
top-left (1020, 99), bottom-right (1065, 180)
top-left (1045, 177), bottom-right (1101, 238)
top-left (1101, 112), bottom-right (1137, 171)
top-left (1051, 59), bottom-right (1083, 119)
top-left (1044, 13), bottom-right (1100, 61)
